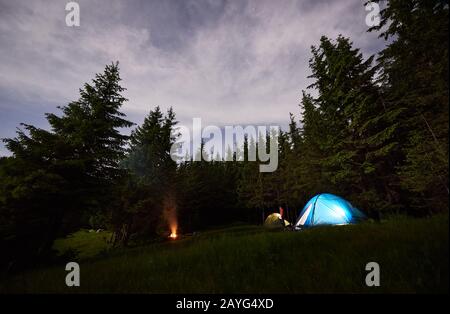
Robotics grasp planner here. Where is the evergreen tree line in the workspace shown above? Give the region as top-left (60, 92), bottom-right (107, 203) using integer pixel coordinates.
top-left (0, 0), bottom-right (447, 272)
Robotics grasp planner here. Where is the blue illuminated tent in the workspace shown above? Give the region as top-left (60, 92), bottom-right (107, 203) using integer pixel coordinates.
top-left (294, 193), bottom-right (366, 229)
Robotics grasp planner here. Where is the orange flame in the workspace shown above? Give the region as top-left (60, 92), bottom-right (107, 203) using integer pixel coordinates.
top-left (164, 196), bottom-right (178, 240)
top-left (169, 225), bottom-right (177, 239)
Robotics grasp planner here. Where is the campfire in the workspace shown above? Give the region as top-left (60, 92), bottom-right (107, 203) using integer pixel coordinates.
top-left (168, 225), bottom-right (178, 240)
top-left (164, 196), bottom-right (178, 240)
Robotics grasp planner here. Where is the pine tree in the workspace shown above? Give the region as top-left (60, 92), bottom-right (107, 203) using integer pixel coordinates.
top-left (370, 0), bottom-right (449, 213)
top-left (300, 36), bottom-right (402, 215)
top-left (46, 62), bottom-right (134, 183)
top-left (0, 62), bottom-right (133, 267)
top-left (115, 106), bottom-right (179, 242)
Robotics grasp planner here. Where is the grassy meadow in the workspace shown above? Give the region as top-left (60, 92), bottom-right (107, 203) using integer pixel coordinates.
top-left (1, 214), bottom-right (448, 293)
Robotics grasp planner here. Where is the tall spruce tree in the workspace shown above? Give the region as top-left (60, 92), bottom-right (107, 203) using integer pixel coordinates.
top-left (300, 36), bottom-right (402, 216)
top-left (370, 0), bottom-right (449, 213)
top-left (114, 106), bottom-right (179, 242)
top-left (0, 62), bottom-right (133, 268)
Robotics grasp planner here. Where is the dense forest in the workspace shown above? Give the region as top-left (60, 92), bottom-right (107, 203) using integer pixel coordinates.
top-left (0, 0), bottom-right (448, 272)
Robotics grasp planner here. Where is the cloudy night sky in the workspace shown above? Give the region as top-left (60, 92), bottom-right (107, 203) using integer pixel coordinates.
top-left (0, 0), bottom-right (385, 156)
